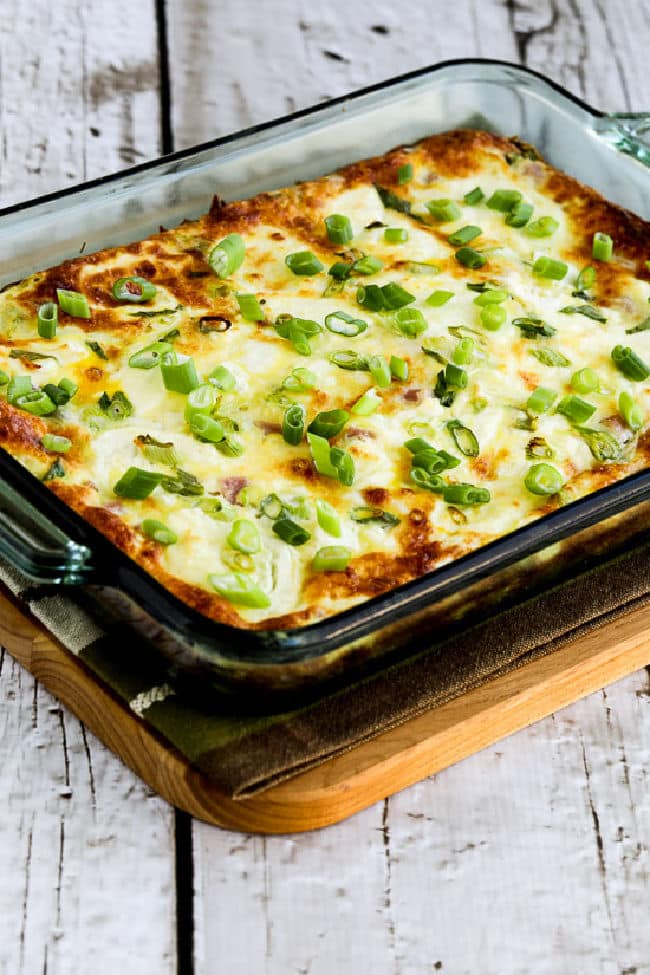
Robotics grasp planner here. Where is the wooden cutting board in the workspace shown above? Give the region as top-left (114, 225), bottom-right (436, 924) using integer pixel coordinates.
top-left (2, 586), bottom-right (649, 834)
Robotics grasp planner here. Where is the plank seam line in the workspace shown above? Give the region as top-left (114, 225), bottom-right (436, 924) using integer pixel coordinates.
top-left (155, 0), bottom-right (174, 154)
top-left (174, 808), bottom-right (195, 975)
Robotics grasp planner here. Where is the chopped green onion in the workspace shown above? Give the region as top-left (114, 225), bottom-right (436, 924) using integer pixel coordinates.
top-left (574, 265), bottom-right (596, 296)
top-left (316, 499), bottom-right (341, 537)
top-left (161, 352), bottom-right (200, 393)
top-left (57, 289), bottom-right (91, 319)
top-left (227, 519), bottom-right (260, 554)
top-left (527, 386), bottom-right (557, 414)
top-left (394, 307), bottom-right (427, 338)
top-left (611, 345), bottom-right (650, 381)
top-left (453, 338), bottom-right (474, 365)
top-left (619, 391), bottom-right (644, 431)
top-left (389, 355), bottom-right (409, 380)
top-left (560, 304), bottom-right (607, 323)
top-left (480, 305), bottom-right (506, 331)
top-left (425, 290), bottom-right (454, 307)
top-left (329, 261), bottom-right (353, 280)
top-left (513, 318), bottom-right (556, 338)
top-left (397, 163), bottom-right (413, 184)
top-left (408, 261), bottom-right (440, 275)
top-left (59, 377), bottom-right (79, 399)
top-left (455, 247), bottom-right (486, 269)
top-left (308, 433), bottom-right (355, 485)
top-left (576, 427), bottom-right (622, 462)
top-left (524, 463), bottom-right (564, 496)
top-left (448, 225), bottom-right (482, 246)
top-left (135, 434), bottom-right (178, 468)
top-left (15, 390), bottom-right (57, 416)
top-left (208, 233), bottom-right (246, 278)
top-left (352, 255), bottom-right (383, 275)
top-left (282, 367), bottom-right (317, 392)
top-left (41, 433), bottom-right (72, 453)
top-left (185, 383), bottom-right (218, 420)
top-left (37, 302), bottom-right (58, 339)
top-left (625, 317), bottom-right (650, 335)
top-left (426, 199), bottom-right (462, 222)
top-left (236, 293), bottom-right (264, 321)
top-left (473, 289), bottom-right (508, 306)
top-left (570, 368), bottom-right (599, 394)
top-left (433, 369), bottom-right (455, 407)
top-left (285, 251), bottom-right (324, 276)
top-left (112, 277), bottom-right (157, 302)
top-left (505, 201), bottom-right (533, 227)
top-left (368, 355), bottom-right (392, 388)
top-left (209, 364), bottom-right (237, 391)
top-left (356, 284), bottom-right (385, 311)
top-left (325, 214), bottom-right (353, 244)
top-left (350, 506), bottom-right (401, 526)
top-left (328, 350), bottom-right (369, 371)
top-left (532, 257), bottom-right (568, 281)
top-left (0, 370), bottom-right (9, 386)
top-left (209, 572), bottom-right (270, 608)
top-left (410, 468), bottom-right (445, 492)
top-left (9, 349), bottom-right (58, 365)
top-left (189, 413), bottom-right (225, 444)
top-left (98, 390), bottom-right (133, 421)
top-left (463, 187), bottom-right (485, 205)
top-left (308, 409), bottom-right (349, 438)
top-left (114, 467), bottom-right (162, 499)
top-left (524, 216), bottom-right (559, 238)
top-left (529, 347), bottom-right (571, 367)
top-left (557, 395), bottom-right (596, 424)
top-left (86, 341), bottom-right (108, 360)
top-left (351, 387), bottom-right (381, 415)
top-left (442, 483), bottom-right (490, 505)
top-left (592, 232), bottom-right (613, 262)
top-left (142, 519), bottom-right (177, 545)
top-left (128, 341), bottom-right (173, 369)
top-left (273, 517), bottom-right (311, 546)
top-left (42, 459), bottom-right (65, 482)
top-left (7, 376), bottom-right (32, 405)
top-left (160, 468), bottom-right (204, 495)
top-left (447, 419), bottom-right (479, 456)
top-left (526, 436), bottom-right (554, 460)
top-left (281, 404), bottom-right (305, 445)
top-left (445, 363), bottom-right (468, 389)
top-left (325, 311), bottom-right (367, 337)
top-left (274, 316), bottom-right (322, 356)
top-left (43, 381), bottom-right (75, 406)
top-left (381, 282), bottom-right (415, 309)
top-left (312, 546), bottom-right (351, 572)
top-left (486, 189), bottom-right (522, 212)
top-left (384, 227), bottom-right (409, 243)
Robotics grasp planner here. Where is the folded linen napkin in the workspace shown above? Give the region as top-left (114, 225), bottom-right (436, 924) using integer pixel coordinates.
top-left (2, 541), bottom-right (649, 798)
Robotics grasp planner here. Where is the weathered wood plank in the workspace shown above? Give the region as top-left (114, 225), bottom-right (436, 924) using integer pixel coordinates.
top-left (172, 2), bottom-right (650, 972)
top-left (0, 4), bottom-right (176, 974)
top-left (0, 0), bottom-right (161, 207)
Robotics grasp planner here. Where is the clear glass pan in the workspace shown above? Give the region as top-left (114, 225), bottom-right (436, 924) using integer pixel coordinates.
top-left (1, 59), bottom-right (650, 697)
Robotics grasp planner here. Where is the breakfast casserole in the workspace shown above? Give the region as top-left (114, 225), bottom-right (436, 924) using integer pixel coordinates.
top-left (1, 129), bottom-right (649, 629)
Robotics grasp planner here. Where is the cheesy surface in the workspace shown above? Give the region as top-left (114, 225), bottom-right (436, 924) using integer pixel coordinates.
top-left (1, 129), bottom-right (650, 629)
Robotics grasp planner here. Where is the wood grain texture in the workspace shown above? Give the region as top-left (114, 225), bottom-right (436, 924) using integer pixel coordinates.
top-left (1, 578), bottom-right (649, 834)
top-left (0, 5), bottom-right (176, 975)
top-left (2, 1), bottom-right (650, 972)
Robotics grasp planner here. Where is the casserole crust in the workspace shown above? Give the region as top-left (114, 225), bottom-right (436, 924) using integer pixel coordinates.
top-left (1, 128), bottom-right (649, 629)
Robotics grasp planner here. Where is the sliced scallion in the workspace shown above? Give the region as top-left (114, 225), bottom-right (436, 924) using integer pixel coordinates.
top-left (236, 293), bottom-right (264, 321)
top-left (208, 233), bottom-right (246, 278)
top-left (524, 463), bottom-right (564, 496)
top-left (112, 277), bottom-right (157, 302)
top-left (37, 302), bottom-right (58, 339)
top-left (312, 546), bottom-right (351, 572)
top-left (113, 467), bottom-right (163, 500)
top-left (209, 572), bottom-right (270, 608)
top-left (161, 352), bottom-right (200, 393)
top-left (325, 214), bottom-right (353, 245)
top-left (57, 288), bottom-right (91, 319)
top-left (592, 232), bottom-right (613, 262)
top-left (285, 251), bottom-right (324, 276)
top-left (426, 199), bottom-right (462, 222)
top-left (142, 519), bottom-right (177, 545)
top-left (316, 499), bottom-right (341, 537)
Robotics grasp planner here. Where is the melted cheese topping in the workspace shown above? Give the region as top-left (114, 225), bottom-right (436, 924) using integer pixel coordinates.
top-left (1, 130), bottom-right (650, 629)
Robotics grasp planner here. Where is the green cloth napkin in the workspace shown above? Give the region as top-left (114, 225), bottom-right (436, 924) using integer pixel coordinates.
top-left (2, 540), bottom-right (650, 798)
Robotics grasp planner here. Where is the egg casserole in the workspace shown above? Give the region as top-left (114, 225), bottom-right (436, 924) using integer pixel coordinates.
top-left (1, 129), bottom-right (649, 629)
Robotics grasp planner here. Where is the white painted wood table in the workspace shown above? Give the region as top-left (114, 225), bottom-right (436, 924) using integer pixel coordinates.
top-left (1, 2), bottom-right (649, 972)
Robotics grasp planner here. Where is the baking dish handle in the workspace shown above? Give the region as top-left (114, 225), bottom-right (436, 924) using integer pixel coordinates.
top-left (596, 113), bottom-right (650, 167)
top-left (0, 478), bottom-right (95, 584)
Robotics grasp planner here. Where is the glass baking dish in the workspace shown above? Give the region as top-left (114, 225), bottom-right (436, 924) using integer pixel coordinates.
top-left (2, 58), bottom-right (650, 701)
